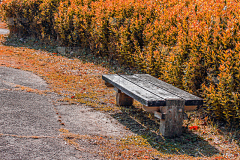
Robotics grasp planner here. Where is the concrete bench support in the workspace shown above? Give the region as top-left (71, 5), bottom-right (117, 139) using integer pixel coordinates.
top-left (160, 100), bottom-right (185, 137)
top-left (115, 88), bottom-right (133, 106)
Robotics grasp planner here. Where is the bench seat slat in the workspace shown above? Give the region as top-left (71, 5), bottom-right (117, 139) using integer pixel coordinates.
top-left (134, 74), bottom-right (203, 106)
top-left (120, 75), bottom-right (181, 101)
top-left (102, 74), bottom-right (166, 106)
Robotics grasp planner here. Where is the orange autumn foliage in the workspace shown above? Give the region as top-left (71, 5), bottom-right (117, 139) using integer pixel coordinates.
top-left (1, 0), bottom-right (240, 125)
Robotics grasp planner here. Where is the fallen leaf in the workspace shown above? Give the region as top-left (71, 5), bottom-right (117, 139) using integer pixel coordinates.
top-left (189, 126), bottom-right (199, 130)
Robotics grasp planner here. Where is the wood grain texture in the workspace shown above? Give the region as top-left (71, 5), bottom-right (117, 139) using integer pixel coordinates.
top-left (120, 75), bottom-right (180, 100)
top-left (160, 100), bottom-right (185, 137)
top-left (134, 74), bottom-right (203, 106)
top-left (102, 74), bottom-right (166, 106)
top-left (142, 105), bottom-right (160, 112)
top-left (102, 74), bottom-right (203, 107)
top-left (116, 93), bottom-right (133, 106)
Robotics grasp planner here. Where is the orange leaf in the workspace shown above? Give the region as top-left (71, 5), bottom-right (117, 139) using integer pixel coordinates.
top-left (189, 126), bottom-right (199, 130)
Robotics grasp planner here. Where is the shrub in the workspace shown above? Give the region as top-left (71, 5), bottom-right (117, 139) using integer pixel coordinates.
top-left (1, 0), bottom-right (240, 125)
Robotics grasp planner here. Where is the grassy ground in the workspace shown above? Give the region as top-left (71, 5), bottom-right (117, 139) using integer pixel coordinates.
top-left (0, 27), bottom-right (239, 159)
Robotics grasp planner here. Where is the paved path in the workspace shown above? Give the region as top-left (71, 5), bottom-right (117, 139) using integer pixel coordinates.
top-left (0, 27), bottom-right (133, 159)
top-left (0, 67), bottom-right (133, 159)
top-left (0, 28), bottom-right (10, 34)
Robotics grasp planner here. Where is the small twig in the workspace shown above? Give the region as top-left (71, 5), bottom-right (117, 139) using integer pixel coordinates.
top-left (0, 133), bottom-right (56, 139)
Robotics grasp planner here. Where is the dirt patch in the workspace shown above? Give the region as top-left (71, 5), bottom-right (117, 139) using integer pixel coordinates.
top-left (55, 104), bottom-right (135, 137)
top-left (0, 66), bottom-right (129, 159)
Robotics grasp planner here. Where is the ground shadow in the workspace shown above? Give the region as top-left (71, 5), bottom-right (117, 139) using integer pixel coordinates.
top-left (3, 35), bottom-right (60, 53)
top-left (110, 105), bottom-right (219, 157)
top-left (1, 34), bottom-right (233, 157)
top-left (2, 35), bottom-right (143, 75)
top-left (211, 120), bottom-right (240, 149)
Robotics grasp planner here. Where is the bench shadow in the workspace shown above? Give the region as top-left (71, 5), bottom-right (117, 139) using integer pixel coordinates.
top-left (110, 105), bottom-right (219, 157)
top-left (211, 121), bottom-right (240, 150)
top-left (2, 35), bottom-right (234, 156)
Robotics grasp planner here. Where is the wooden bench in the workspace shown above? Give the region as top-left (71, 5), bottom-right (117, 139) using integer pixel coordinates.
top-left (102, 74), bottom-right (203, 137)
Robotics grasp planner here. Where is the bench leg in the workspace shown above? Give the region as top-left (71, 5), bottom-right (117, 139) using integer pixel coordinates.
top-left (159, 100), bottom-right (184, 137)
top-left (116, 92), bottom-right (133, 106)
top-left (105, 82), bottom-right (114, 87)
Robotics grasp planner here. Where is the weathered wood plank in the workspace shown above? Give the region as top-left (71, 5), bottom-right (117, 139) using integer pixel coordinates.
top-left (134, 74), bottom-right (203, 106)
top-left (142, 105), bottom-right (160, 112)
top-left (154, 111), bottom-right (166, 120)
top-left (160, 100), bottom-right (185, 137)
top-left (102, 74), bottom-right (166, 106)
top-left (116, 92), bottom-right (133, 106)
top-left (185, 105), bottom-right (198, 111)
top-left (120, 75), bottom-right (181, 101)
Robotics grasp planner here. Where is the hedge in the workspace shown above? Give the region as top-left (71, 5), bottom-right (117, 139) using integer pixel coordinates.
top-left (1, 0), bottom-right (240, 125)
